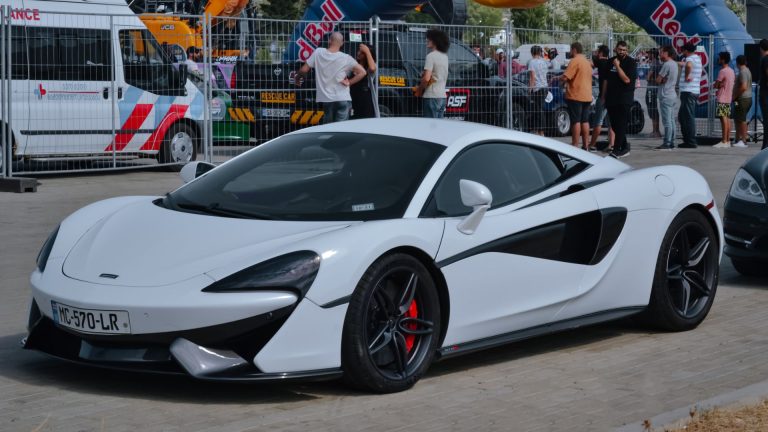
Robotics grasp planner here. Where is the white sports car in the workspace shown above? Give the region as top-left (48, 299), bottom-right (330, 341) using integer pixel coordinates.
top-left (25, 119), bottom-right (722, 393)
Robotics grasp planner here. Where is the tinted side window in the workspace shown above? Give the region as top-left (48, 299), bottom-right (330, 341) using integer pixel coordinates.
top-left (430, 143), bottom-right (583, 217)
top-left (27, 27), bottom-right (56, 80)
top-left (9, 26), bottom-right (28, 79)
top-left (26, 27), bottom-right (112, 81)
top-left (119, 29), bottom-right (178, 94)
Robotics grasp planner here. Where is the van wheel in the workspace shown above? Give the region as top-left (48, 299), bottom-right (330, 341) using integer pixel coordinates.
top-left (158, 123), bottom-right (197, 169)
top-left (553, 106), bottom-right (570, 137)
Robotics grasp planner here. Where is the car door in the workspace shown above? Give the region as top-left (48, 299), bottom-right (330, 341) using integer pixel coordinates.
top-left (428, 142), bottom-right (601, 348)
top-left (25, 25), bottom-right (115, 156)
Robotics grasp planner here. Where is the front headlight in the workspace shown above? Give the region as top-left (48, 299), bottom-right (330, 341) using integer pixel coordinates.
top-left (36, 225), bottom-right (60, 273)
top-left (202, 251), bottom-right (321, 297)
top-left (210, 97), bottom-right (225, 121)
top-left (729, 169), bottom-right (766, 204)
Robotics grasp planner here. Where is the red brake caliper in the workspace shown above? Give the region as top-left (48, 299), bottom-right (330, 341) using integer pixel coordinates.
top-left (404, 300), bottom-right (418, 352)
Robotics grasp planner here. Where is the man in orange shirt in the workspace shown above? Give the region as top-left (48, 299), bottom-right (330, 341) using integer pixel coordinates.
top-left (560, 42), bottom-right (594, 150)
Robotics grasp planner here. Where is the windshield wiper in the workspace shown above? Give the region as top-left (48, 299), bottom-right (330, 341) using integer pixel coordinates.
top-left (175, 201), bottom-right (275, 220)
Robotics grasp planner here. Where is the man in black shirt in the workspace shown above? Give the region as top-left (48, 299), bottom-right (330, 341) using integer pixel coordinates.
top-left (605, 41), bottom-right (637, 158)
top-left (760, 39), bottom-right (768, 150)
top-left (590, 45), bottom-right (615, 151)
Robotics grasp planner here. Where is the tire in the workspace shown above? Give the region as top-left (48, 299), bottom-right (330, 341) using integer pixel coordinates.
top-left (341, 253), bottom-right (441, 393)
top-left (157, 122), bottom-right (197, 170)
top-left (642, 209), bottom-right (719, 331)
top-left (553, 106), bottom-right (570, 137)
top-left (731, 258), bottom-right (768, 277)
top-left (627, 101), bottom-right (645, 135)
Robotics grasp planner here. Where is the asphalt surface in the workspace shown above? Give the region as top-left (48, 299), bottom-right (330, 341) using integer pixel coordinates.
top-left (1, 137), bottom-right (767, 432)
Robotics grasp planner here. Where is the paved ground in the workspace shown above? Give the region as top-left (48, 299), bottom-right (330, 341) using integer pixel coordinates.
top-left (1, 139), bottom-right (767, 432)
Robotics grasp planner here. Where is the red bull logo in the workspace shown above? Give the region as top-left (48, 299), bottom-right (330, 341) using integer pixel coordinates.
top-left (295, 0), bottom-right (345, 62)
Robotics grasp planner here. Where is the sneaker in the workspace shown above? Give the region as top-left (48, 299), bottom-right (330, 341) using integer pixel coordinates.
top-left (611, 148), bottom-right (630, 158)
top-left (733, 140), bottom-right (748, 148)
top-left (713, 142), bottom-right (731, 148)
top-left (654, 144), bottom-right (674, 150)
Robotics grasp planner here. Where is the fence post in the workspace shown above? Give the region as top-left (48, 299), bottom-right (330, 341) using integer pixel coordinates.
top-left (505, 20), bottom-right (513, 130)
top-left (110, 15), bottom-right (117, 169)
top-left (201, 12), bottom-right (210, 163)
top-left (371, 15), bottom-right (380, 115)
top-left (707, 34), bottom-right (715, 138)
top-left (1, 5), bottom-right (6, 178)
top-left (3, 5), bottom-right (11, 178)
top-left (607, 29), bottom-right (614, 52)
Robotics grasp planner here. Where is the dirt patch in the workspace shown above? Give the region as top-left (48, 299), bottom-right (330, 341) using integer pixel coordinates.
top-left (654, 400), bottom-right (768, 431)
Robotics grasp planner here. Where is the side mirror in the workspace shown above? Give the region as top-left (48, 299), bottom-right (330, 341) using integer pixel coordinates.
top-left (180, 161), bottom-right (215, 183)
top-left (457, 179), bottom-right (492, 235)
top-left (177, 63), bottom-right (188, 87)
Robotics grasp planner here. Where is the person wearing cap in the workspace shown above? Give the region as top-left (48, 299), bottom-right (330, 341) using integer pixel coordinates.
top-left (677, 43), bottom-right (703, 148)
top-left (548, 48), bottom-right (561, 70)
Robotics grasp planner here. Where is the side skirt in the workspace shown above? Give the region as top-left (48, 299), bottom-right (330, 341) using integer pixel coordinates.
top-left (436, 306), bottom-right (645, 359)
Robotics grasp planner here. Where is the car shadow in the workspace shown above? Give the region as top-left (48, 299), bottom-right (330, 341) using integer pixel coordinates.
top-left (0, 333), bottom-right (356, 402)
top-left (428, 321), bottom-right (648, 378)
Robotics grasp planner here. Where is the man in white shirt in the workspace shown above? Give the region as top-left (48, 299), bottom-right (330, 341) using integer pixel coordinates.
top-left (677, 43), bottom-right (703, 148)
top-left (296, 32), bottom-right (367, 123)
top-left (416, 29), bottom-right (450, 118)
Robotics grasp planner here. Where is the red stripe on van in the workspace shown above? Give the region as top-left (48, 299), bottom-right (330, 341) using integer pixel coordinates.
top-left (105, 104), bottom-right (154, 152)
top-left (140, 104), bottom-right (190, 152)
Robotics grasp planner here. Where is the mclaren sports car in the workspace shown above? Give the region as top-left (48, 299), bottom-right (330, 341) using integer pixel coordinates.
top-left (25, 118), bottom-right (723, 393)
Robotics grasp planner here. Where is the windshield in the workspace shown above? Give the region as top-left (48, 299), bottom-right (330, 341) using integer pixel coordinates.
top-left (166, 132), bottom-right (444, 221)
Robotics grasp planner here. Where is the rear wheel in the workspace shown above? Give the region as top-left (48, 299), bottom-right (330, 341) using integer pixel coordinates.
top-left (158, 122), bottom-right (197, 169)
top-left (553, 106), bottom-right (570, 137)
top-left (731, 258), bottom-right (768, 277)
top-left (342, 254), bottom-right (440, 393)
top-left (378, 104), bottom-right (393, 118)
top-left (642, 209), bottom-right (719, 331)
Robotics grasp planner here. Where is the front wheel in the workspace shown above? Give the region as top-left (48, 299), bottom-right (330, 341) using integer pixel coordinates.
top-left (642, 209), bottom-right (719, 331)
top-left (157, 122), bottom-right (197, 169)
top-left (342, 254), bottom-right (441, 393)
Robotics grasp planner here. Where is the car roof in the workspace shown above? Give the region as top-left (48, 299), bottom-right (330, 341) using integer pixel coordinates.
top-left (289, 118), bottom-right (605, 164)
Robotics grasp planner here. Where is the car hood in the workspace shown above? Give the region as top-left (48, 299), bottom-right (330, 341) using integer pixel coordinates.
top-left (62, 199), bottom-right (351, 287)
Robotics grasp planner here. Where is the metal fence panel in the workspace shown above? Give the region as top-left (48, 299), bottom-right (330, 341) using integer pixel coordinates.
top-left (0, 10), bottom-right (763, 177)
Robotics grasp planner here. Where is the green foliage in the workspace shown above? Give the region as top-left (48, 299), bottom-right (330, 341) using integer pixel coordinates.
top-left (510, 6), bottom-right (548, 31)
top-left (258, 0), bottom-right (308, 20)
top-left (467, 2), bottom-right (504, 28)
top-left (402, 9), bottom-right (437, 24)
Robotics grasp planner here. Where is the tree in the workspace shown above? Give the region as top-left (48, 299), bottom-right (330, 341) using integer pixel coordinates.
top-left (467, 2), bottom-right (504, 28)
top-left (258, 0), bottom-right (306, 20)
top-left (509, 5), bottom-right (548, 30)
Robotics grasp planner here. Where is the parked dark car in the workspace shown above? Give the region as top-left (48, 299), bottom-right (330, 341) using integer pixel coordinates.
top-left (723, 149), bottom-right (768, 276)
top-left (231, 26), bottom-right (505, 142)
top-left (509, 71), bottom-right (645, 137)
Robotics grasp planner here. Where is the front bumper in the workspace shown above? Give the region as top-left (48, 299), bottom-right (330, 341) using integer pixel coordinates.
top-left (723, 196), bottom-right (768, 261)
top-left (23, 299), bottom-right (341, 382)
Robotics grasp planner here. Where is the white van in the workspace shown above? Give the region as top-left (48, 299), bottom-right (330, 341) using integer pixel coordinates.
top-left (514, 43), bottom-right (572, 70)
top-left (0, 0), bottom-right (203, 167)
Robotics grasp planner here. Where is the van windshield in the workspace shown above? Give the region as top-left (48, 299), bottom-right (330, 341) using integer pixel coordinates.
top-left (119, 29), bottom-right (181, 95)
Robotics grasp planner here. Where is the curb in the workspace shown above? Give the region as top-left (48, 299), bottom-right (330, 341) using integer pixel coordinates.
top-left (615, 378), bottom-right (768, 431)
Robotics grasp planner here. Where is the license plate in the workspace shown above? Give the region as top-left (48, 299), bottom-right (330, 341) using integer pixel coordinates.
top-left (51, 301), bottom-right (131, 334)
top-left (261, 108), bottom-right (291, 118)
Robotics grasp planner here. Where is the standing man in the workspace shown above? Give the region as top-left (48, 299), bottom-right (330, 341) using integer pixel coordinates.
top-left (605, 41), bottom-right (638, 158)
top-left (646, 48), bottom-right (662, 138)
top-left (678, 43), bottom-right (703, 148)
top-left (417, 29), bottom-right (450, 118)
top-left (713, 51), bottom-right (735, 148)
top-left (655, 46), bottom-right (680, 150)
top-left (295, 32), bottom-right (367, 123)
top-left (732, 55), bottom-right (752, 148)
top-left (559, 42), bottom-right (593, 150)
top-left (590, 44), bottom-right (615, 152)
top-left (759, 39), bottom-right (768, 150)
top-left (528, 45), bottom-right (549, 136)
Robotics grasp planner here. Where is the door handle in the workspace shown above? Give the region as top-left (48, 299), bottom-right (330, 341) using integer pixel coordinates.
top-left (102, 87), bottom-right (124, 99)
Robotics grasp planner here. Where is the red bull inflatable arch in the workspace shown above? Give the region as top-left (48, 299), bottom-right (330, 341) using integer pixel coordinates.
top-left (287, 0), bottom-right (753, 88)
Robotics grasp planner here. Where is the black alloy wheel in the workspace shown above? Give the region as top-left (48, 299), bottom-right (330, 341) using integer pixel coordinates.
top-left (643, 209), bottom-right (719, 331)
top-left (342, 254), bottom-right (440, 393)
